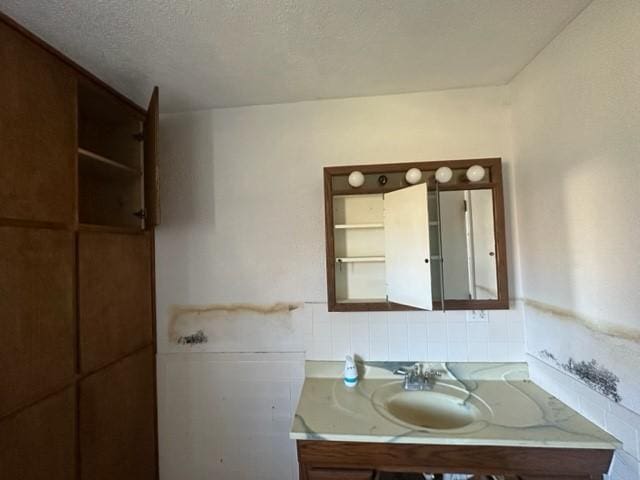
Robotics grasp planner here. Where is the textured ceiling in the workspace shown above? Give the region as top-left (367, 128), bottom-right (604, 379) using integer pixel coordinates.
top-left (1, 0), bottom-right (590, 112)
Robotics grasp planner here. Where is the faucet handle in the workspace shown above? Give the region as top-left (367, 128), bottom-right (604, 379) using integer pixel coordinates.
top-left (393, 364), bottom-right (422, 376)
top-left (424, 368), bottom-right (444, 378)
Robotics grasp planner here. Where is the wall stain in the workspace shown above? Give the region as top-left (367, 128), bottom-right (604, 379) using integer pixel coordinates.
top-left (177, 329), bottom-right (208, 345)
top-left (168, 302), bottom-right (300, 344)
top-left (524, 298), bottom-right (640, 343)
top-left (539, 350), bottom-right (621, 402)
top-left (171, 302), bottom-right (298, 318)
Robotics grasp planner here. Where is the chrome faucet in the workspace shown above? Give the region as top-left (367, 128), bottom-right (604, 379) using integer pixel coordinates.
top-left (393, 363), bottom-right (442, 391)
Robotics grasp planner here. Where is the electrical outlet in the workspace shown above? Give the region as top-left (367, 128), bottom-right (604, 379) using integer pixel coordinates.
top-left (467, 310), bottom-right (487, 322)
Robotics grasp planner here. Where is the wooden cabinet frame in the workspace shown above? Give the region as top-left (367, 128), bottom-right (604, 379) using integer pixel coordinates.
top-left (0, 11), bottom-right (159, 480)
top-left (324, 158), bottom-right (509, 312)
top-left (297, 440), bottom-right (613, 480)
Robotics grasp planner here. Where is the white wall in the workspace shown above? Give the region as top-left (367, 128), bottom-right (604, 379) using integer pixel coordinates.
top-left (156, 86), bottom-right (525, 480)
top-left (156, 85), bottom-right (520, 338)
top-left (510, 0), bottom-right (640, 476)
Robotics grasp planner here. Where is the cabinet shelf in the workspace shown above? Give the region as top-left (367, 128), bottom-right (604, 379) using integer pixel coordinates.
top-left (337, 298), bottom-right (387, 304)
top-left (336, 256), bottom-right (385, 263)
top-left (334, 223), bottom-right (384, 229)
top-left (78, 148), bottom-right (141, 177)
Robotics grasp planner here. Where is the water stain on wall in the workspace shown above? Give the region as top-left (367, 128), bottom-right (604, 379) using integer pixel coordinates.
top-left (524, 298), bottom-right (640, 343)
top-left (539, 349), bottom-right (621, 402)
top-left (168, 302), bottom-right (301, 349)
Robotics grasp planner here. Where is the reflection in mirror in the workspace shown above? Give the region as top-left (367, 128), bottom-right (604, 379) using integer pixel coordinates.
top-left (431, 189), bottom-right (497, 301)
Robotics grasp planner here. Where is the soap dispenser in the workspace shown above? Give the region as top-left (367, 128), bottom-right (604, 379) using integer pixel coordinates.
top-left (344, 355), bottom-right (358, 388)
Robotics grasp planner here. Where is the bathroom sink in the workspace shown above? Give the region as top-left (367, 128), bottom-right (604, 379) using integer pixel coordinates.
top-left (371, 381), bottom-right (492, 432)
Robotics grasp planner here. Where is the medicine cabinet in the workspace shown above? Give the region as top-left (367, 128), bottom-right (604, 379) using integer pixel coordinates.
top-left (323, 158), bottom-right (508, 311)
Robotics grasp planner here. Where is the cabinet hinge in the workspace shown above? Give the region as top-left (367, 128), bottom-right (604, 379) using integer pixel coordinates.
top-left (463, 200), bottom-right (468, 212)
top-left (133, 209), bottom-right (146, 219)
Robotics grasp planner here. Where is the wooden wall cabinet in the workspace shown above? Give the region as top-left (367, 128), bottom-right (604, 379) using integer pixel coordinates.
top-left (0, 12), bottom-right (159, 480)
top-left (0, 21), bottom-right (76, 224)
top-left (0, 388), bottom-right (76, 480)
top-left (79, 347), bottom-right (157, 480)
top-left (78, 80), bottom-right (159, 230)
top-left (78, 231), bottom-right (153, 373)
top-left (0, 226), bottom-right (75, 417)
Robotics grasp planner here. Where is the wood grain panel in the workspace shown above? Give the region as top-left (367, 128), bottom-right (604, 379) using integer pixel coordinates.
top-left (0, 226), bottom-right (75, 417)
top-left (297, 441), bottom-right (612, 478)
top-left (307, 468), bottom-right (375, 480)
top-left (78, 231), bottom-right (153, 372)
top-left (79, 347), bottom-right (156, 480)
top-left (0, 21), bottom-right (75, 224)
top-left (0, 387), bottom-right (76, 480)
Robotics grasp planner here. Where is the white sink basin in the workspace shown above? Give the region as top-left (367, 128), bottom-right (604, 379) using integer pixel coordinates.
top-left (371, 381), bottom-right (492, 432)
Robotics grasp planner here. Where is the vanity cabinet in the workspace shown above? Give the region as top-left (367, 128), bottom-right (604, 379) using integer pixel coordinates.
top-left (297, 441), bottom-right (613, 480)
top-left (307, 468), bottom-right (375, 480)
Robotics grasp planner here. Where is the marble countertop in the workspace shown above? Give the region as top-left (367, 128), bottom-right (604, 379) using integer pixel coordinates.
top-left (290, 361), bottom-right (620, 450)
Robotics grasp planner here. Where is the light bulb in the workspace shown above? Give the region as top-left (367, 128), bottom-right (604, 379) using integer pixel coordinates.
top-left (435, 166), bottom-right (453, 183)
top-left (405, 168), bottom-right (422, 185)
top-left (466, 165), bottom-right (485, 182)
top-left (348, 171), bottom-right (365, 188)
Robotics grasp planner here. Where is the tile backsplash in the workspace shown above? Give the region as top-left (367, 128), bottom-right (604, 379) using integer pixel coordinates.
top-left (304, 302), bottom-right (526, 362)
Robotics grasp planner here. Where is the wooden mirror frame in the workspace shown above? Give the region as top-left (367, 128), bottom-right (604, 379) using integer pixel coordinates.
top-left (324, 158), bottom-right (509, 312)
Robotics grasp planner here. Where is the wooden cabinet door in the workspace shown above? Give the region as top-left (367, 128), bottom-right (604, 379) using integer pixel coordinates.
top-left (0, 226), bottom-right (75, 416)
top-left (144, 86), bottom-right (160, 227)
top-left (307, 468), bottom-right (375, 480)
top-left (78, 231), bottom-right (153, 372)
top-left (0, 21), bottom-right (75, 224)
top-left (79, 347), bottom-right (156, 480)
top-left (0, 387), bottom-right (76, 480)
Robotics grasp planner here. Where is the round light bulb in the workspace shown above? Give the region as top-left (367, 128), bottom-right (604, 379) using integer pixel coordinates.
top-left (405, 168), bottom-right (422, 185)
top-left (435, 166), bottom-right (453, 183)
top-left (466, 165), bottom-right (485, 182)
top-left (348, 171), bottom-right (365, 188)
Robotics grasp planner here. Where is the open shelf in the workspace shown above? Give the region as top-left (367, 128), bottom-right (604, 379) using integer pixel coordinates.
top-left (334, 223), bottom-right (384, 229)
top-left (77, 78), bottom-right (145, 229)
top-left (79, 148), bottom-right (141, 177)
top-left (336, 256), bottom-right (385, 263)
top-left (336, 298), bottom-right (387, 304)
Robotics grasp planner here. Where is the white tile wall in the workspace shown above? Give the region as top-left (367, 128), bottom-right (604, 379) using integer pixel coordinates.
top-left (157, 352), bottom-right (305, 480)
top-left (157, 303), bottom-right (526, 480)
top-left (527, 354), bottom-right (640, 478)
top-left (305, 302), bottom-right (526, 362)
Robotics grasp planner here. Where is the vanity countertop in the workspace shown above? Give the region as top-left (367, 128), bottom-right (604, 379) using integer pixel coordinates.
top-left (290, 361), bottom-right (620, 450)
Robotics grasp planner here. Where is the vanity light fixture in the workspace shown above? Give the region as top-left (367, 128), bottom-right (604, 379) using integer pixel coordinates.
top-left (435, 166), bottom-right (453, 183)
top-left (348, 170), bottom-right (365, 188)
top-left (405, 167), bottom-right (422, 184)
top-left (466, 165), bottom-right (485, 182)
